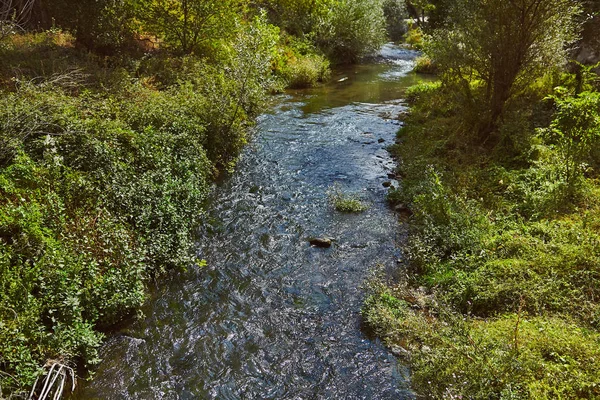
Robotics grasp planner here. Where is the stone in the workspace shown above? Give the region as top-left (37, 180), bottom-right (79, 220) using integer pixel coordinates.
top-left (378, 138), bottom-right (385, 143)
top-left (382, 181), bottom-right (392, 188)
top-left (309, 237), bottom-right (333, 248)
top-left (390, 345), bottom-right (411, 358)
top-left (394, 204), bottom-right (412, 215)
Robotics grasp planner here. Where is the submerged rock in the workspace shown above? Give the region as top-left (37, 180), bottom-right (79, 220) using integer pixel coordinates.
top-left (382, 181), bottom-right (392, 188)
top-left (390, 345), bottom-right (411, 359)
top-left (309, 237), bottom-right (333, 248)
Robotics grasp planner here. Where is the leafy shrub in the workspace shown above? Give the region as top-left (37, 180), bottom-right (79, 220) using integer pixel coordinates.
top-left (404, 25), bottom-right (425, 50)
top-left (281, 53), bottom-right (331, 88)
top-left (316, 0), bottom-right (387, 63)
top-left (540, 89), bottom-right (600, 185)
top-left (382, 0), bottom-right (408, 41)
top-left (368, 75), bottom-right (600, 399)
top-left (404, 80), bottom-right (441, 103)
top-left (412, 55), bottom-right (437, 74)
top-left (0, 23), bottom-right (277, 391)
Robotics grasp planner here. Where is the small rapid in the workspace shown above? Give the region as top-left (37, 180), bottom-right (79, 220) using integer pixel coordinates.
top-left (76, 45), bottom-right (422, 400)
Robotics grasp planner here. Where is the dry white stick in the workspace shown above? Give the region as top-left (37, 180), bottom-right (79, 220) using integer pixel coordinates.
top-left (39, 364), bottom-right (63, 400)
top-left (34, 363), bottom-right (56, 400)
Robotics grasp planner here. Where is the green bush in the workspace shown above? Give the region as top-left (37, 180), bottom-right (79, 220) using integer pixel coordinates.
top-left (368, 74), bottom-right (600, 398)
top-left (281, 53), bottom-right (330, 88)
top-left (412, 55), bottom-right (437, 74)
top-left (0, 23), bottom-right (276, 391)
top-left (540, 89), bottom-right (600, 185)
top-left (316, 0), bottom-right (387, 63)
top-left (404, 25), bottom-right (425, 50)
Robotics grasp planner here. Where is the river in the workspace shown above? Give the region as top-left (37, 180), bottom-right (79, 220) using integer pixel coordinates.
top-left (75, 44), bottom-right (422, 400)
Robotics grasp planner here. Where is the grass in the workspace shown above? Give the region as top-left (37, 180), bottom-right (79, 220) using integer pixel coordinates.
top-left (328, 184), bottom-right (369, 213)
top-left (364, 75), bottom-right (600, 398)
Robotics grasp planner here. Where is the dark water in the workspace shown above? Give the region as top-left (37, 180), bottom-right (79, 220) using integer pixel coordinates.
top-left (76, 45), bottom-right (422, 400)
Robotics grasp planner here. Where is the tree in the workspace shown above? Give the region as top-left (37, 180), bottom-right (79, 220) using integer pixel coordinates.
top-left (257, 0), bottom-right (333, 36)
top-left (143, 0), bottom-right (242, 55)
top-left (383, 0), bottom-right (408, 41)
top-left (427, 0), bottom-right (580, 137)
top-left (0, 0), bottom-right (35, 39)
top-left (316, 0), bottom-right (387, 63)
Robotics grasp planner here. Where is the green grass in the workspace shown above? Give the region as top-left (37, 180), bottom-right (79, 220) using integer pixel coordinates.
top-left (328, 184), bottom-right (369, 213)
top-left (364, 75), bottom-right (600, 399)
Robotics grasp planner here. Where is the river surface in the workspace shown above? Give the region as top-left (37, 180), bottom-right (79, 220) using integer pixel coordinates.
top-left (75, 45), bottom-right (422, 400)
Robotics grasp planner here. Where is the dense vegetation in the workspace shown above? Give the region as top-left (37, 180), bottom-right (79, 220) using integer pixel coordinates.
top-left (364, 0), bottom-right (600, 398)
top-left (0, 0), bottom-right (407, 397)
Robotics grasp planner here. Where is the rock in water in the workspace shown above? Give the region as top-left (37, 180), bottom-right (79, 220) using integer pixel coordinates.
top-left (309, 237), bottom-right (333, 248)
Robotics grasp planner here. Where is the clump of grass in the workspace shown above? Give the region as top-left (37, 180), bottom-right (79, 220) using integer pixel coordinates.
top-left (328, 183), bottom-right (369, 213)
top-left (363, 280), bottom-right (600, 399)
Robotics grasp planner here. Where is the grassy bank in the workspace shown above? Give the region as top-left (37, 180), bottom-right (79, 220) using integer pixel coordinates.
top-left (364, 72), bottom-right (600, 397)
top-left (0, 25), bottom-right (278, 395)
top-left (0, 0), bottom-right (400, 395)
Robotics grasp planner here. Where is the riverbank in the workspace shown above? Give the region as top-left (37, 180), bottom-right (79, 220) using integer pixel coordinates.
top-left (0, 25), bottom-right (278, 395)
top-left (0, 0), bottom-right (399, 394)
top-left (364, 72), bottom-right (600, 397)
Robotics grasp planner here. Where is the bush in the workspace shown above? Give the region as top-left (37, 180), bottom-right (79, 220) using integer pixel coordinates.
top-left (0, 22), bottom-right (277, 391)
top-left (367, 75), bottom-right (600, 398)
top-left (316, 0), bottom-right (387, 63)
top-left (281, 53), bottom-right (331, 88)
top-left (404, 25), bottom-right (425, 50)
top-left (412, 55), bottom-right (437, 74)
top-left (540, 89), bottom-right (600, 185)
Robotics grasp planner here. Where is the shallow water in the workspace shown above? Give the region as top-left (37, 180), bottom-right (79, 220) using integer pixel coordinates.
top-left (75, 44), bottom-right (422, 400)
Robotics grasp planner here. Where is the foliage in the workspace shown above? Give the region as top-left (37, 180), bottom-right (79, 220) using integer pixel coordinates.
top-left (412, 55), bottom-right (436, 74)
top-left (141, 0), bottom-right (241, 55)
top-left (39, 0), bottom-right (140, 52)
top-left (382, 0), bottom-right (407, 42)
top-left (0, 17), bottom-right (278, 393)
top-left (327, 184), bottom-right (369, 213)
top-left (315, 0), bottom-right (387, 64)
top-left (364, 285), bottom-right (600, 399)
top-left (257, 0), bottom-right (333, 37)
top-left (366, 63), bottom-right (600, 397)
top-left (426, 0), bottom-right (580, 136)
top-left (403, 24), bottom-right (425, 50)
top-left (540, 89), bottom-right (600, 185)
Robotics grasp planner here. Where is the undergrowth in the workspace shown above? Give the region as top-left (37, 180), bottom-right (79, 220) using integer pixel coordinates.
top-left (365, 74), bottom-right (600, 398)
top-left (0, 24), bottom-right (275, 395)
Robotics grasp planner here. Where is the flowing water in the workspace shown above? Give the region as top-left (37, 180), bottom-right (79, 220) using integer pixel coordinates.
top-left (75, 45), bottom-right (423, 400)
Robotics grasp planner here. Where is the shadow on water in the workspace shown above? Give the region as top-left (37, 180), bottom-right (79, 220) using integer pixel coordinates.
top-left (74, 44), bottom-right (424, 400)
